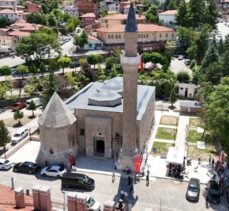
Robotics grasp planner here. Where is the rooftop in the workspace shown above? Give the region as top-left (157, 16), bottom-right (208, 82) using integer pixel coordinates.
top-left (8, 31), bottom-right (30, 37)
top-left (101, 13), bottom-right (145, 21)
top-left (159, 10), bottom-right (177, 15)
top-left (80, 12), bottom-right (96, 18)
top-left (65, 77), bottom-right (155, 121)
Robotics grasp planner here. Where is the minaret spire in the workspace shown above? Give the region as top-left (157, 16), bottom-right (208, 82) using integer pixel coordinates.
top-left (125, 2), bottom-right (137, 33)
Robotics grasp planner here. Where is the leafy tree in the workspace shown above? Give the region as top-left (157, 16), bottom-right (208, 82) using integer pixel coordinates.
top-left (100, 10), bottom-right (108, 17)
top-left (28, 100), bottom-right (36, 117)
top-left (176, 0), bottom-right (189, 27)
top-left (0, 82), bottom-right (9, 99)
top-left (87, 54), bottom-right (102, 70)
top-left (0, 120), bottom-right (10, 151)
top-left (97, 66), bottom-right (107, 81)
top-left (169, 88), bottom-right (177, 108)
top-left (74, 31), bottom-right (88, 49)
top-left (145, 5), bottom-right (159, 23)
top-left (13, 109), bottom-right (24, 125)
top-left (41, 0), bottom-right (59, 14)
top-left (195, 81), bottom-right (213, 101)
top-left (0, 65), bottom-right (11, 80)
top-left (0, 16), bottom-right (10, 27)
top-left (17, 65), bottom-right (28, 79)
top-left (39, 62), bottom-right (46, 75)
top-left (204, 0), bottom-right (220, 29)
top-left (29, 63), bottom-right (38, 75)
top-left (204, 77), bottom-right (229, 149)
top-left (177, 27), bottom-right (195, 53)
top-left (27, 13), bottom-right (47, 25)
top-left (48, 58), bottom-right (59, 72)
top-left (142, 52), bottom-right (165, 64)
top-left (105, 57), bottom-right (120, 69)
top-left (176, 71), bottom-right (190, 83)
top-left (58, 56), bottom-right (72, 74)
top-left (47, 13), bottom-right (58, 26)
top-left (108, 66), bottom-right (118, 78)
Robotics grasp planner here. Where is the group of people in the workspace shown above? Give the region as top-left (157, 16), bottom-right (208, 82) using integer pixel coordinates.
top-left (167, 163), bottom-right (184, 179)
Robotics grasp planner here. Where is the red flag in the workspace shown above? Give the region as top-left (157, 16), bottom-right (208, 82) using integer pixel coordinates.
top-left (135, 155), bottom-right (142, 173)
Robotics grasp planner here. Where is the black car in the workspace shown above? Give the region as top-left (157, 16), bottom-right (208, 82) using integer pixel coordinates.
top-left (13, 161), bottom-right (40, 174)
top-left (61, 173), bottom-right (95, 191)
top-left (206, 180), bottom-right (221, 204)
top-left (186, 178), bottom-right (200, 202)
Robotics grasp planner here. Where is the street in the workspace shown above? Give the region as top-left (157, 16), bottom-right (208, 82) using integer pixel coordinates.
top-left (0, 168), bottom-right (227, 211)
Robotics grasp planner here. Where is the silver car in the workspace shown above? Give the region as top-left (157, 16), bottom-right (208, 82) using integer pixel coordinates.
top-left (0, 158), bottom-right (12, 170)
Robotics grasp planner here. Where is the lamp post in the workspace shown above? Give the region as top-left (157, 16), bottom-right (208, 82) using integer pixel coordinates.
top-left (29, 128), bottom-right (31, 141)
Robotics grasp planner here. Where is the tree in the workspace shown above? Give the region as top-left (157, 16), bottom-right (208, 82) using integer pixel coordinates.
top-left (0, 16), bottom-right (10, 27)
top-left (13, 109), bottom-right (24, 125)
top-left (176, 71), bottom-right (190, 83)
top-left (204, 0), bottom-right (220, 29)
top-left (87, 54), bottom-right (102, 70)
top-left (0, 65), bottom-right (11, 80)
top-left (108, 66), bottom-right (118, 78)
top-left (16, 65), bottom-right (28, 79)
top-left (41, 0), bottom-right (59, 14)
top-left (145, 5), bottom-right (159, 23)
top-left (0, 82), bottom-right (9, 99)
top-left (105, 57), bottom-right (120, 69)
top-left (27, 13), bottom-right (47, 25)
top-left (28, 100), bottom-right (36, 118)
top-left (0, 120), bottom-right (10, 151)
top-left (29, 63), bottom-right (38, 75)
top-left (57, 56), bottom-right (72, 74)
top-left (97, 66), bottom-right (107, 81)
top-left (39, 62), bottom-right (46, 75)
top-left (74, 31), bottom-right (88, 49)
top-left (169, 88), bottom-right (177, 108)
top-left (176, 0), bottom-right (189, 27)
top-left (204, 77), bottom-right (229, 149)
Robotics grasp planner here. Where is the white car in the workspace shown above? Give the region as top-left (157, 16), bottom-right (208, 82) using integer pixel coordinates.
top-left (86, 195), bottom-right (101, 211)
top-left (11, 128), bottom-right (29, 144)
top-left (0, 158), bottom-right (12, 170)
top-left (41, 165), bottom-right (67, 178)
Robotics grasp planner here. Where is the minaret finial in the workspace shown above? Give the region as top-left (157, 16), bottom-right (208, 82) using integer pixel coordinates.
top-left (125, 2), bottom-right (137, 32)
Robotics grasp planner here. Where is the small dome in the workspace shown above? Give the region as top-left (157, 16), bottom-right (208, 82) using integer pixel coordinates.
top-left (101, 77), bottom-right (123, 93)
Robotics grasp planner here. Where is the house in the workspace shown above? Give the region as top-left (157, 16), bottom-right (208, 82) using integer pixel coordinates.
top-left (63, 5), bottom-right (79, 17)
top-left (100, 13), bottom-right (145, 28)
top-left (83, 34), bottom-right (103, 50)
top-left (75, 0), bottom-right (97, 16)
top-left (25, 1), bottom-right (41, 13)
top-left (0, 8), bottom-right (24, 22)
top-left (100, 0), bottom-right (120, 13)
top-left (179, 100), bottom-right (202, 113)
top-left (96, 23), bottom-right (176, 51)
top-left (159, 10), bottom-right (177, 25)
top-left (0, 0), bottom-right (17, 10)
top-left (178, 83), bottom-right (198, 98)
top-left (80, 13), bottom-right (96, 27)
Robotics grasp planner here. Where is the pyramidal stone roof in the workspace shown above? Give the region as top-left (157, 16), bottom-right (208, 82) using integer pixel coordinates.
top-left (39, 92), bottom-right (76, 128)
top-left (125, 2), bottom-right (137, 32)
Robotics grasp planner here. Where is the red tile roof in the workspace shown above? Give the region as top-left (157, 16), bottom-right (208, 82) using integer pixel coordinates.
top-left (8, 31), bottom-right (30, 37)
top-left (0, 9), bottom-right (24, 14)
top-left (159, 10), bottom-right (177, 15)
top-left (88, 34), bottom-right (102, 42)
top-left (96, 24), bottom-right (175, 33)
top-left (101, 13), bottom-right (145, 20)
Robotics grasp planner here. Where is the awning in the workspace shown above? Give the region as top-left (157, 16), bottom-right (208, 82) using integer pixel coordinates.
top-left (166, 147), bottom-right (184, 164)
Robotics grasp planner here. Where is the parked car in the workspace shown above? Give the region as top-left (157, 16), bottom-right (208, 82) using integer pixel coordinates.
top-left (11, 128), bottom-right (29, 144)
top-left (11, 102), bottom-right (26, 111)
top-left (61, 173), bottom-right (95, 191)
top-left (206, 180), bottom-right (221, 204)
top-left (0, 158), bottom-right (12, 170)
top-left (41, 165), bottom-right (67, 178)
top-left (26, 97), bottom-right (42, 107)
top-left (70, 61), bottom-right (80, 68)
top-left (178, 55), bottom-right (184, 60)
top-left (186, 178), bottom-right (200, 202)
top-left (13, 161), bottom-right (40, 174)
top-left (85, 195), bottom-right (101, 211)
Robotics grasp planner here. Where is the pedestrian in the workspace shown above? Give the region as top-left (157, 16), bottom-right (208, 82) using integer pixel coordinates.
top-left (128, 176), bottom-right (132, 186)
top-left (198, 156), bottom-right (201, 165)
top-left (209, 155), bottom-right (212, 166)
top-left (120, 190), bottom-right (125, 200)
top-left (212, 158), bottom-right (215, 169)
top-left (146, 174), bottom-right (149, 186)
top-left (112, 172), bottom-right (115, 183)
top-left (124, 192), bottom-right (128, 203)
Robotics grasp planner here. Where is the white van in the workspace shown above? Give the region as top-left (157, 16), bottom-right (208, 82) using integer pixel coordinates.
top-left (26, 97), bottom-right (42, 107)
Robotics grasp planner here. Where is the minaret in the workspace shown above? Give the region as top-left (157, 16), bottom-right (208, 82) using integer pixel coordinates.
top-left (117, 3), bottom-right (141, 171)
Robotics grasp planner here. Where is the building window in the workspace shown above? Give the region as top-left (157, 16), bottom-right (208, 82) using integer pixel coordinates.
top-left (115, 35), bottom-right (118, 39)
top-left (99, 132), bottom-right (102, 135)
top-left (49, 148), bottom-right (54, 154)
top-left (111, 35), bottom-right (113, 39)
top-left (119, 35), bottom-right (121, 39)
top-left (80, 129), bottom-right (85, 136)
top-left (166, 33), bottom-right (168, 38)
top-left (180, 87), bottom-right (183, 90)
top-left (115, 133), bottom-right (120, 139)
top-left (159, 34), bottom-right (162, 38)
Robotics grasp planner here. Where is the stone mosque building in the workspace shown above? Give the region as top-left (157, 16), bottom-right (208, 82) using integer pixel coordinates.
top-left (38, 4), bottom-right (155, 168)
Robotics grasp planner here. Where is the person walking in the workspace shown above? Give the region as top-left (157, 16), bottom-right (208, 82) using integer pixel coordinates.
top-left (146, 174), bottom-right (149, 186)
top-left (212, 158), bottom-right (215, 169)
top-left (128, 176), bottom-right (132, 186)
top-left (209, 155), bottom-right (212, 166)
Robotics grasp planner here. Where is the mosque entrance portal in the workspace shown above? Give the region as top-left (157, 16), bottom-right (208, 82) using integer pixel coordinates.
top-left (95, 140), bottom-right (105, 156)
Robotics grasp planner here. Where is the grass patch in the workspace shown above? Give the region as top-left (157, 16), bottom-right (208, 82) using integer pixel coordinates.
top-left (152, 142), bottom-right (174, 155)
top-left (189, 118), bottom-right (204, 128)
top-left (187, 130), bottom-right (203, 143)
top-left (156, 127), bottom-right (176, 140)
top-left (160, 116), bottom-right (179, 126)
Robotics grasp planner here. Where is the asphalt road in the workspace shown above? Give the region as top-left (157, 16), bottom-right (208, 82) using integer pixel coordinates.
top-left (0, 168), bottom-right (227, 211)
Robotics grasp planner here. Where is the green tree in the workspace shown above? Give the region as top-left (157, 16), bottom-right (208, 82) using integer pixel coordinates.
top-left (177, 27), bottom-right (195, 53)
top-left (41, 0), bottom-right (59, 14)
top-left (145, 5), bottom-right (159, 23)
top-left (39, 62), bottom-right (46, 75)
top-left (74, 31), bottom-right (88, 49)
top-left (13, 109), bottom-right (24, 125)
top-left (100, 10), bottom-right (108, 17)
top-left (0, 16), bottom-right (10, 27)
top-left (97, 66), bottom-right (107, 81)
top-left (176, 0), bottom-right (189, 27)
top-left (0, 120), bottom-right (10, 151)
top-left (27, 13), bottom-right (47, 25)
top-left (176, 71), bottom-right (190, 83)
top-left (58, 56), bottom-right (72, 74)
top-left (87, 54), bottom-right (102, 70)
top-left (204, 0), bottom-right (220, 29)
top-left (204, 77), bottom-right (229, 149)
top-left (47, 13), bottom-right (58, 26)
top-left (28, 100), bottom-right (36, 117)
top-left (105, 57), bottom-right (120, 69)
top-left (0, 82), bottom-right (9, 99)
top-left (108, 66), bottom-right (118, 78)
top-left (29, 63), bottom-right (38, 75)
top-left (0, 65), bottom-right (11, 80)
top-left (169, 88), bottom-right (177, 108)
top-left (16, 65), bottom-right (28, 79)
